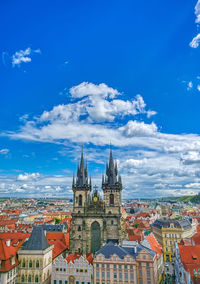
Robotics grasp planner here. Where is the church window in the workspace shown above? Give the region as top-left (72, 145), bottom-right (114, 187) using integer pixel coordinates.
top-left (36, 260), bottom-right (39, 268)
top-left (111, 220), bottom-right (114, 225)
top-left (35, 275), bottom-right (39, 283)
top-left (29, 260), bottom-right (32, 268)
top-left (78, 226), bottom-right (81, 231)
top-left (110, 194), bottom-right (114, 205)
top-left (28, 275), bottom-right (31, 282)
top-left (79, 195), bottom-right (82, 206)
top-left (21, 275), bottom-right (25, 282)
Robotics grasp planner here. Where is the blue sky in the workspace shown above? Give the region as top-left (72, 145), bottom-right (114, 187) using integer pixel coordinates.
top-left (1, 0), bottom-right (200, 198)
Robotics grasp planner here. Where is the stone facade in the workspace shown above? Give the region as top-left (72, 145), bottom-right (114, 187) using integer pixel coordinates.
top-left (70, 148), bottom-right (122, 255)
top-left (18, 227), bottom-right (53, 284)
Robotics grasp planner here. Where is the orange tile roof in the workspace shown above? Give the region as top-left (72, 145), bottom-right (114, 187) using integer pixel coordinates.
top-left (179, 244), bottom-right (200, 282)
top-left (0, 240), bottom-right (19, 272)
top-left (146, 233), bottom-right (162, 256)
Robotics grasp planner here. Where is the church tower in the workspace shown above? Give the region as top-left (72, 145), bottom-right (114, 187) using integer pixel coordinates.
top-left (102, 147), bottom-right (122, 215)
top-left (72, 147), bottom-right (91, 214)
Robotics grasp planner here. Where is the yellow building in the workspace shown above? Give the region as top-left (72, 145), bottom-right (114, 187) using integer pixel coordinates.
top-left (151, 219), bottom-right (196, 262)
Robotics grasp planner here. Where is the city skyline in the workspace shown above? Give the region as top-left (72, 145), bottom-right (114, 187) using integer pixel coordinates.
top-left (1, 0), bottom-right (200, 198)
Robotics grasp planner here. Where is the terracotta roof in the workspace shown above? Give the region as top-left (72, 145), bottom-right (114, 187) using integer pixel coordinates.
top-left (0, 240), bottom-right (19, 272)
top-left (179, 244), bottom-right (200, 282)
top-left (146, 233), bottom-right (162, 256)
top-left (66, 253), bottom-right (81, 263)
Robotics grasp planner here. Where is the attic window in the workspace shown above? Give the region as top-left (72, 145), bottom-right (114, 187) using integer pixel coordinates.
top-left (192, 255), bottom-right (197, 260)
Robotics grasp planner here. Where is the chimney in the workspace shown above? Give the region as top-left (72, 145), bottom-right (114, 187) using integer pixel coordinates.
top-left (6, 240), bottom-right (11, 247)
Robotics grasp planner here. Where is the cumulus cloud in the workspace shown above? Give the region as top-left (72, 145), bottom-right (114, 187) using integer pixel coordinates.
top-left (119, 121), bottom-right (158, 137)
top-left (12, 47), bottom-right (41, 67)
top-left (187, 81), bottom-right (193, 90)
top-left (17, 173), bottom-right (40, 181)
top-left (181, 151), bottom-right (200, 165)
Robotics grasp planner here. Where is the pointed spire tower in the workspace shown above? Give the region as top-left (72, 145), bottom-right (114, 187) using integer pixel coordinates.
top-left (102, 146), bottom-right (122, 213)
top-left (74, 146), bottom-right (91, 188)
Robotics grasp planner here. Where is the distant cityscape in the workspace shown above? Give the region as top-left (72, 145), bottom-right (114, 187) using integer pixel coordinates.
top-left (0, 149), bottom-right (200, 284)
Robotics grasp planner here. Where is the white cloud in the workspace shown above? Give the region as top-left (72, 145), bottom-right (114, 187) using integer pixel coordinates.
top-left (70, 82), bottom-right (119, 99)
top-left (195, 0), bottom-right (200, 23)
top-left (119, 121), bottom-right (158, 137)
top-left (190, 34), bottom-right (200, 48)
top-left (0, 149), bottom-right (9, 155)
top-left (181, 151), bottom-right (200, 165)
top-left (187, 81), bottom-right (193, 90)
top-left (12, 47), bottom-right (41, 67)
top-left (197, 85), bottom-right (200, 91)
top-left (17, 173), bottom-right (40, 181)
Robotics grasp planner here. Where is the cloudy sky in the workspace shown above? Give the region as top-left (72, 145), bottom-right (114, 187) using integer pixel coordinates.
top-left (1, 0), bottom-right (200, 198)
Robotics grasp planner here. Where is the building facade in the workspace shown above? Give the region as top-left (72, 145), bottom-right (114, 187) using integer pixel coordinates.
top-left (93, 240), bottom-right (160, 284)
top-left (18, 226), bottom-right (53, 284)
top-left (70, 148), bottom-right (122, 255)
top-left (51, 254), bottom-right (93, 284)
top-left (151, 218), bottom-right (196, 262)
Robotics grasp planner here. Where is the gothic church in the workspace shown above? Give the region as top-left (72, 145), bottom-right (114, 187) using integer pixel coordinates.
top-left (69, 148), bottom-right (122, 255)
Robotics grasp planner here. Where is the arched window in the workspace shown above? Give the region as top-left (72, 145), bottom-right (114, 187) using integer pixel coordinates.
top-left (29, 260), bottom-right (32, 268)
top-left (79, 235), bottom-right (81, 239)
top-left (22, 259), bottom-right (25, 267)
top-left (36, 260), bottom-right (39, 268)
top-left (79, 194), bottom-right (82, 206)
top-left (28, 275), bottom-right (31, 282)
top-left (35, 275), bottom-right (39, 283)
top-left (21, 275), bottom-right (25, 282)
top-left (78, 226), bottom-right (81, 231)
top-left (110, 194), bottom-right (114, 205)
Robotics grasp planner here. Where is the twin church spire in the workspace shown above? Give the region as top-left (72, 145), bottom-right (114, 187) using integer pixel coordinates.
top-left (73, 146), bottom-right (122, 189)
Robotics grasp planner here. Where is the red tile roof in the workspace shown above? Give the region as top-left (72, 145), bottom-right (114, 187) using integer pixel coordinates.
top-left (146, 233), bottom-right (162, 256)
top-left (0, 240), bottom-right (19, 272)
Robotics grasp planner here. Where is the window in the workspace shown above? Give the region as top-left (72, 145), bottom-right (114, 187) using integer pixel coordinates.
top-left (59, 280), bottom-right (62, 284)
top-left (87, 282), bottom-right (90, 284)
top-left (29, 260), bottom-right (32, 268)
top-left (36, 260), bottom-right (39, 268)
top-left (28, 275), bottom-right (31, 283)
top-left (54, 280), bottom-right (57, 284)
top-left (102, 264), bottom-right (104, 268)
top-left (78, 226), bottom-right (81, 231)
top-left (125, 273), bottom-right (128, 280)
top-left (139, 270), bottom-right (142, 277)
top-left (119, 273), bottom-right (122, 279)
top-left (21, 275), bottom-right (25, 283)
top-left (81, 282), bottom-right (85, 284)
top-left (131, 273), bottom-right (134, 280)
top-left (96, 271), bottom-right (99, 278)
top-left (147, 270), bottom-right (150, 277)
top-left (65, 281), bottom-right (68, 284)
top-left (114, 273), bottom-right (117, 279)
top-left (143, 255), bottom-right (146, 259)
top-left (110, 194), bottom-right (114, 205)
top-left (102, 272), bottom-right (105, 279)
top-left (79, 195), bottom-right (82, 206)
top-left (147, 281), bottom-right (151, 284)
top-left (35, 275), bottom-right (39, 283)
top-left (124, 264), bottom-right (127, 269)
top-left (119, 264), bottom-right (121, 269)
top-left (147, 263), bottom-right (149, 267)
top-left (107, 264), bottom-right (109, 268)
top-left (111, 220), bottom-right (114, 225)
top-left (107, 272), bottom-right (110, 279)
top-left (114, 264), bottom-right (117, 269)
top-left (76, 282), bottom-right (79, 284)
top-left (22, 260), bottom-right (25, 267)
top-left (166, 248), bottom-right (168, 252)
top-left (96, 264), bottom-right (99, 268)
top-left (130, 265), bottom-right (133, 270)
top-left (139, 281), bottom-right (143, 284)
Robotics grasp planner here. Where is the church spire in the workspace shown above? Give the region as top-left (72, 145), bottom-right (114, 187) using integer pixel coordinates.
top-left (103, 146), bottom-right (122, 186)
top-left (74, 146), bottom-right (91, 188)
